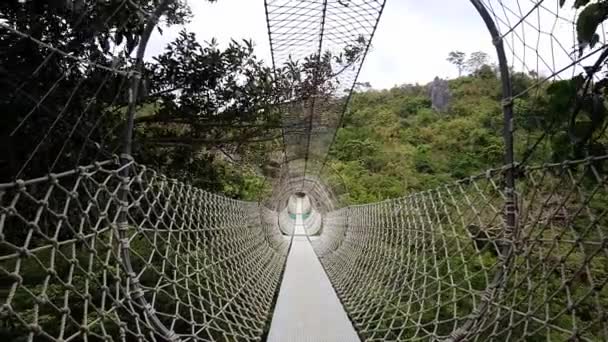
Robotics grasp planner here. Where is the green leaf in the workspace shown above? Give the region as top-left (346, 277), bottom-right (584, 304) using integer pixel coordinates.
top-left (115, 32), bottom-right (123, 46)
top-left (576, 2), bottom-right (608, 45)
top-left (100, 36), bottom-right (110, 53)
top-left (569, 120), bottom-right (594, 143)
top-left (590, 33), bottom-right (600, 48)
top-left (547, 79), bottom-right (577, 113)
top-left (594, 78), bottom-right (608, 94)
top-left (585, 94), bottom-right (607, 127)
top-left (126, 34), bottom-right (136, 54)
top-left (574, 0), bottom-right (592, 9)
top-left (551, 132), bottom-right (571, 161)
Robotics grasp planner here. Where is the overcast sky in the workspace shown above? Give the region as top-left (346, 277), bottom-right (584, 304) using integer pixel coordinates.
top-left (147, 0), bottom-right (581, 89)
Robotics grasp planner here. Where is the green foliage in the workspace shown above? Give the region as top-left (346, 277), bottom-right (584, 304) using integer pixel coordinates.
top-left (466, 51), bottom-right (490, 73)
top-left (575, 2), bottom-right (608, 48)
top-left (0, 0), bottom-right (279, 201)
top-left (328, 54), bottom-right (607, 205)
top-left (447, 51), bottom-right (466, 76)
top-left (448, 51), bottom-right (494, 77)
top-left (219, 163), bottom-right (271, 201)
top-left (396, 96), bottom-right (431, 118)
top-left (545, 1), bottom-right (608, 164)
top-left (0, 0), bottom-right (198, 181)
top-left (328, 71), bottom-right (508, 205)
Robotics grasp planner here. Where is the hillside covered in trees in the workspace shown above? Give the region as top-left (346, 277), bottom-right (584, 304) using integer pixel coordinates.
top-left (326, 63), bottom-right (607, 205)
top-left (327, 68), bottom-right (506, 204)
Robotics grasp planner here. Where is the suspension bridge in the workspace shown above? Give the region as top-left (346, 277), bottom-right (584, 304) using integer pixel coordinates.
top-left (1, 0), bottom-right (607, 341)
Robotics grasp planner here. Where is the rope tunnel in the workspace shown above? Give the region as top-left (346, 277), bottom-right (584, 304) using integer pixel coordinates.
top-left (1, 0), bottom-right (607, 341)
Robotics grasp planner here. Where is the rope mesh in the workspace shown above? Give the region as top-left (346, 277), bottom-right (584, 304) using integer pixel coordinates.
top-left (0, 159), bottom-right (288, 341)
top-left (313, 157), bottom-right (608, 341)
top-left (265, 0), bottom-right (386, 196)
top-left (2, 0), bottom-right (608, 341)
top-left (308, 1), bottom-right (608, 339)
top-left (1, 1), bottom-right (291, 340)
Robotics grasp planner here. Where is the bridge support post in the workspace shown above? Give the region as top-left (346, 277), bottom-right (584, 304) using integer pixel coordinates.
top-left (117, 1), bottom-right (179, 340)
top-left (447, 1), bottom-right (519, 341)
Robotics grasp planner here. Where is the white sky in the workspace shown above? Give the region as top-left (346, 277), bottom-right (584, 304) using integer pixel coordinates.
top-left (147, 0), bottom-right (583, 89)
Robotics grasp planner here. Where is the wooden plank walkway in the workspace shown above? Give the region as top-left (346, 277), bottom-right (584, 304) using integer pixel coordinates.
top-left (267, 198), bottom-right (359, 342)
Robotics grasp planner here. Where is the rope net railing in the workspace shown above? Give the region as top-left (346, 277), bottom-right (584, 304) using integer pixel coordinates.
top-left (314, 156), bottom-right (608, 341)
top-left (0, 1), bottom-right (291, 341)
top-left (0, 158), bottom-right (289, 341)
top-left (308, 0), bottom-right (608, 340)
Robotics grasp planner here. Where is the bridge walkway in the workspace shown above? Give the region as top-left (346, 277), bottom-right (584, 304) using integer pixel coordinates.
top-left (267, 198), bottom-right (359, 342)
